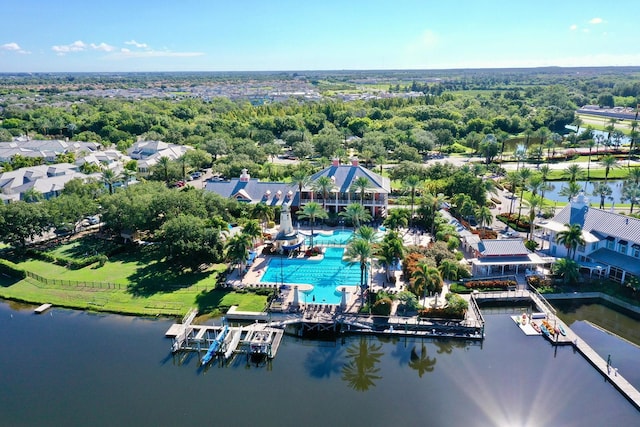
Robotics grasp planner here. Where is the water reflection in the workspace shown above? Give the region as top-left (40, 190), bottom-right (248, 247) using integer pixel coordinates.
top-left (408, 343), bottom-right (437, 377)
top-left (341, 336), bottom-right (383, 391)
top-left (304, 344), bottom-right (343, 378)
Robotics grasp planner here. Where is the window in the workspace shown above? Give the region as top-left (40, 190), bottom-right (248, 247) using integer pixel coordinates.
top-left (606, 238), bottom-right (615, 250)
top-left (633, 244), bottom-right (640, 258)
top-left (591, 242), bottom-right (598, 251)
top-left (619, 240), bottom-right (628, 255)
top-left (578, 244), bottom-right (586, 253)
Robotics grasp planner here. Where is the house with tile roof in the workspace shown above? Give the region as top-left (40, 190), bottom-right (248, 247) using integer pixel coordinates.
top-left (539, 192), bottom-right (640, 284)
top-left (126, 140), bottom-right (191, 176)
top-left (204, 169), bottom-right (297, 207)
top-left (299, 158), bottom-right (390, 217)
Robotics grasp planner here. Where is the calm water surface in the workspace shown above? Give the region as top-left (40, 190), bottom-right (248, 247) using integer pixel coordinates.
top-left (1, 302), bottom-right (638, 426)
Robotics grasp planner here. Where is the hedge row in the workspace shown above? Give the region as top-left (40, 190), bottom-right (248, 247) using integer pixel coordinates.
top-left (0, 260), bottom-right (26, 279)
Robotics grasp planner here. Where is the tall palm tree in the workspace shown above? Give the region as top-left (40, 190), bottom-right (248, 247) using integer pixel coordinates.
top-left (475, 206), bottom-right (493, 230)
top-left (621, 182), bottom-right (640, 214)
top-left (340, 203), bottom-right (372, 229)
top-left (251, 202), bottom-right (273, 233)
top-left (628, 167), bottom-right (640, 185)
top-left (313, 176), bottom-right (335, 210)
top-left (564, 164), bottom-right (584, 183)
top-left (157, 156), bottom-right (171, 184)
top-left (573, 116), bottom-right (583, 137)
top-left (344, 237), bottom-right (373, 306)
top-left (241, 219), bottom-right (262, 247)
top-left (553, 258), bottom-right (580, 285)
top-left (225, 232), bottom-right (252, 273)
top-left (599, 154), bottom-right (619, 183)
top-left (527, 174), bottom-right (543, 197)
top-left (101, 167), bottom-right (117, 195)
top-left (555, 223), bottom-right (585, 260)
top-left (291, 170), bottom-right (311, 208)
top-left (606, 118), bottom-right (618, 145)
top-left (586, 139), bottom-right (596, 181)
top-left (628, 121), bottom-right (638, 166)
top-left (377, 230), bottom-right (405, 281)
top-left (410, 262), bottom-right (443, 306)
top-left (351, 176), bottom-right (371, 206)
top-left (383, 208), bottom-right (409, 231)
top-left (517, 168), bottom-right (532, 219)
top-left (527, 195), bottom-right (543, 240)
top-left (438, 259), bottom-right (459, 281)
top-left (558, 181), bottom-right (581, 202)
top-left (592, 182), bottom-right (612, 209)
top-left (539, 165), bottom-right (552, 201)
top-left (297, 201), bottom-right (328, 248)
top-left (402, 175), bottom-right (422, 227)
top-left (543, 139), bottom-right (555, 161)
top-left (353, 225), bottom-right (378, 245)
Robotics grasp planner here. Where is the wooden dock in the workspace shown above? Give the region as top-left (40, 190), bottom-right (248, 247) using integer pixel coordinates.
top-left (34, 303), bottom-right (52, 314)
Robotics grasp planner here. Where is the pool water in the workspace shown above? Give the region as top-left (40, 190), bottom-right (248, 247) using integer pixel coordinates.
top-left (260, 247), bottom-right (361, 304)
top-left (305, 230), bottom-right (353, 246)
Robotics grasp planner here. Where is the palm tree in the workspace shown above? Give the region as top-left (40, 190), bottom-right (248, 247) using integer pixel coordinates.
top-left (377, 230), bottom-right (405, 281)
top-left (504, 171), bottom-right (521, 216)
top-left (599, 154), bottom-right (619, 183)
top-left (475, 206), bottom-right (493, 230)
top-left (353, 225), bottom-right (378, 244)
top-left (629, 167), bottom-right (640, 185)
top-left (101, 167), bottom-right (117, 195)
top-left (297, 202), bottom-right (328, 248)
top-left (340, 203), bottom-right (372, 229)
top-left (606, 118), bottom-right (618, 145)
top-left (120, 168), bottom-right (136, 188)
top-left (553, 258), bottom-right (580, 285)
top-left (383, 208), bottom-right (409, 231)
top-left (22, 187), bottom-right (43, 203)
top-left (527, 195), bottom-right (543, 240)
top-left (225, 232), bottom-right (252, 274)
top-left (622, 182), bottom-right (640, 214)
top-left (351, 176), bottom-right (371, 206)
top-left (555, 223), bottom-right (585, 260)
top-left (559, 182), bottom-right (582, 202)
top-left (573, 116), bottom-right (583, 137)
top-left (564, 164), bottom-right (584, 183)
top-left (157, 156), bottom-right (171, 184)
top-left (344, 237), bottom-right (373, 306)
top-left (586, 139), bottom-right (596, 180)
top-left (592, 182), bottom-right (613, 209)
top-left (628, 121), bottom-right (638, 166)
top-left (252, 202), bottom-right (273, 233)
top-left (410, 262), bottom-right (443, 306)
top-left (543, 139), bottom-right (555, 161)
top-left (517, 168), bottom-right (532, 219)
top-left (527, 174), bottom-right (543, 197)
top-left (402, 175), bottom-right (422, 226)
top-left (539, 165), bottom-right (552, 201)
top-left (438, 259), bottom-right (459, 281)
top-left (241, 219), bottom-right (262, 247)
top-left (313, 176), bottom-right (335, 210)
top-left (291, 170), bottom-right (311, 208)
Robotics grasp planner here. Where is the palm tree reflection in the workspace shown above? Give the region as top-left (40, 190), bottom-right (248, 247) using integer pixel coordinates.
top-left (341, 337), bottom-right (383, 391)
top-left (408, 344), bottom-right (436, 378)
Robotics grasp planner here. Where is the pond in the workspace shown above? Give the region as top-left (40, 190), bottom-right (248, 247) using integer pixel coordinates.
top-left (543, 180), bottom-right (627, 205)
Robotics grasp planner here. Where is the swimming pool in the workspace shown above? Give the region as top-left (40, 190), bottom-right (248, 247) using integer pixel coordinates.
top-left (260, 247), bottom-right (361, 304)
top-left (305, 230), bottom-right (353, 246)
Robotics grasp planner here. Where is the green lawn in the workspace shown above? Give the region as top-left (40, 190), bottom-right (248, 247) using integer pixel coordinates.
top-left (545, 167), bottom-right (631, 181)
top-left (0, 237), bottom-right (268, 317)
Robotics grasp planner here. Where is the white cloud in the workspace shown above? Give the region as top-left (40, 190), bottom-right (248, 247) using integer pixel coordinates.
top-left (589, 17), bottom-right (603, 24)
top-left (52, 40), bottom-right (87, 54)
top-left (569, 24), bottom-right (578, 31)
top-left (1, 42), bottom-right (30, 54)
top-left (89, 42), bottom-right (115, 52)
top-left (124, 40), bottom-right (148, 49)
top-left (120, 48), bottom-right (131, 53)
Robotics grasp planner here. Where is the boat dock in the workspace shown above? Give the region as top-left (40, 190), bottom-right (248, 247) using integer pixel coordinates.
top-left (34, 303), bottom-right (52, 314)
top-left (166, 316), bottom-right (284, 363)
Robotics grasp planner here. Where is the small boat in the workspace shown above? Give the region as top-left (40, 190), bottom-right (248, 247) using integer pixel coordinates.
top-left (531, 322), bottom-right (541, 334)
top-left (558, 324), bottom-right (567, 336)
top-left (521, 314), bottom-right (528, 325)
top-left (540, 323), bottom-right (551, 339)
top-left (201, 325), bottom-right (229, 366)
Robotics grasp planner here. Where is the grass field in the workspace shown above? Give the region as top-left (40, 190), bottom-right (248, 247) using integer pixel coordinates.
top-left (0, 237), bottom-right (268, 317)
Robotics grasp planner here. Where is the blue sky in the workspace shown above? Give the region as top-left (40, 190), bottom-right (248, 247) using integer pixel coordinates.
top-left (1, 0), bottom-right (637, 72)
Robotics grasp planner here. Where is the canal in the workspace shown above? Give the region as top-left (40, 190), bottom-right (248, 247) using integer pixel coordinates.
top-left (0, 301), bottom-right (638, 426)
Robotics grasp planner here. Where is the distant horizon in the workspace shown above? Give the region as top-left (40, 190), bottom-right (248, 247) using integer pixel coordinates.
top-left (2, 64), bottom-right (640, 76)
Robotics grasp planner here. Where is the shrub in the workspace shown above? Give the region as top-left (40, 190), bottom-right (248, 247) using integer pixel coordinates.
top-left (304, 246), bottom-right (322, 257)
top-left (371, 297), bottom-right (393, 316)
top-left (0, 260), bottom-right (26, 279)
top-left (463, 279), bottom-right (516, 290)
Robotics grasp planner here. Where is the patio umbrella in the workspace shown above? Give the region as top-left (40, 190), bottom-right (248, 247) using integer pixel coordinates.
top-left (340, 288), bottom-right (347, 310)
top-left (292, 286), bottom-right (299, 307)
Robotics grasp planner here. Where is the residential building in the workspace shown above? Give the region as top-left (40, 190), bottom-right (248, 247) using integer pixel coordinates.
top-left (539, 192), bottom-right (640, 284)
top-left (204, 169), bottom-right (297, 206)
top-left (126, 140), bottom-right (191, 176)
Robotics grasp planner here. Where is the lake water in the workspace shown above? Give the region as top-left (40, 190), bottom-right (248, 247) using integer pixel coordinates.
top-left (543, 180), bottom-right (627, 205)
top-left (1, 301), bottom-right (638, 426)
